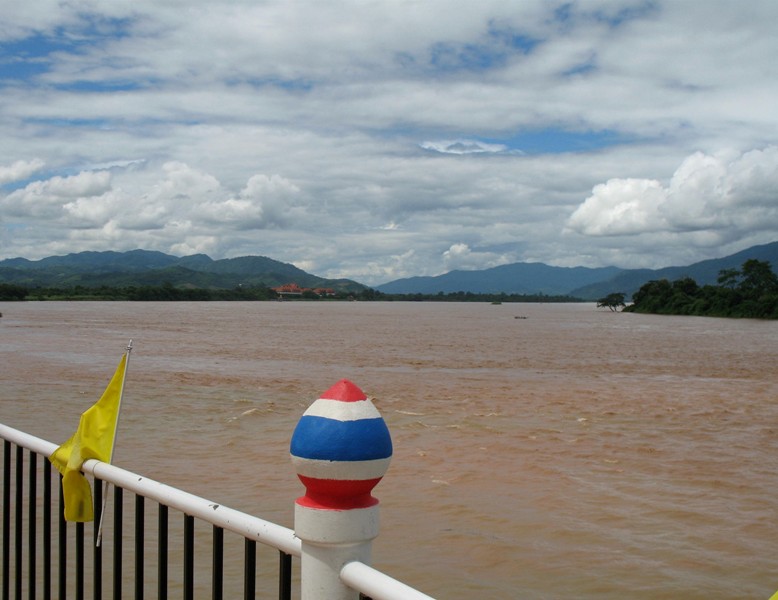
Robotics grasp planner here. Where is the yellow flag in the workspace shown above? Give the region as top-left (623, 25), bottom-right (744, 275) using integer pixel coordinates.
top-left (50, 353), bottom-right (128, 522)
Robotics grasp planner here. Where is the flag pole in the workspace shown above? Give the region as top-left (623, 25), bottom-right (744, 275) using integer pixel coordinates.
top-left (96, 339), bottom-right (133, 547)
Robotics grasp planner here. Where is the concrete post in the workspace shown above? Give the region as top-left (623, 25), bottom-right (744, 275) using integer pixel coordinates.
top-left (290, 379), bottom-right (393, 600)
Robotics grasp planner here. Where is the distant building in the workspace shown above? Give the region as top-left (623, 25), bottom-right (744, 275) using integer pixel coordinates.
top-left (273, 283), bottom-right (305, 297)
top-left (272, 283), bottom-right (336, 298)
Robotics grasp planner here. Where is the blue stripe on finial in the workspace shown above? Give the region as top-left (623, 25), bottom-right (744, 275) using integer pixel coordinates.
top-left (290, 416), bottom-right (392, 462)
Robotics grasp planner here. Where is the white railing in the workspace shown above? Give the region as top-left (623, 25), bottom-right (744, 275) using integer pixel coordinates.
top-left (1, 418), bottom-right (436, 600)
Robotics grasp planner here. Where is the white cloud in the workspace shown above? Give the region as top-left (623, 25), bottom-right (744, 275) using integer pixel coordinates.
top-left (63, 192), bottom-right (121, 228)
top-left (236, 174), bottom-right (301, 227)
top-left (2, 1), bottom-right (778, 283)
top-left (45, 171), bottom-right (112, 198)
top-left (150, 162), bottom-right (221, 200)
top-left (565, 147), bottom-right (778, 263)
top-left (442, 243), bottom-right (511, 271)
top-left (566, 178), bottom-right (668, 236)
top-left (2, 170), bottom-right (112, 218)
top-left (0, 159), bottom-right (46, 185)
top-left (420, 140), bottom-right (509, 155)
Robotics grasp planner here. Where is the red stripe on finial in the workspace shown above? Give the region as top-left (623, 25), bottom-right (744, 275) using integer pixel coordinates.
top-left (319, 379), bottom-right (366, 402)
top-left (296, 476), bottom-right (382, 509)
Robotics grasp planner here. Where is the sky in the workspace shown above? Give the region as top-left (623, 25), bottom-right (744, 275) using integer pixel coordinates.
top-left (1, 1), bottom-right (777, 286)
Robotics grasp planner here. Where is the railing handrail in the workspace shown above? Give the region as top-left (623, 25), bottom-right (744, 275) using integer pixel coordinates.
top-left (341, 561), bottom-right (436, 600)
top-left (89, 461), bottom-right (302, 557)
top-left (0, 423), bottom-right (55, 459)
top-left (0, 422), bottom-right (301, 557)
top-left (1, 421), bottom-right (437, 600)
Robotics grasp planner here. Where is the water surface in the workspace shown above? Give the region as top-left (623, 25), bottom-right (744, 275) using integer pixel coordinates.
top-left (2, 301), bottom-right (777, 599)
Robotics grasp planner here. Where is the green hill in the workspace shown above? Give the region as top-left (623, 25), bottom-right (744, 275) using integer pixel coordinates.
top-left (570, 242), bottom-right (778, 299)
top-left (0, 250), bottom-right (365, 293)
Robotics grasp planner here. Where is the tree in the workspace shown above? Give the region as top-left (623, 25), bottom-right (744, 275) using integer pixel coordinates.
top-left (673, 276), bottom-right (699, 296)
top-left (0, 283), bottom-right (28, 300)
top-left (717, 268), bottom-right (740, 289)
top-left (597, 292), bottom-right (626, 312)
top-left (626, 259), bottom-right (778, 319)
top-left (737, 259), bottom-right (778, 299)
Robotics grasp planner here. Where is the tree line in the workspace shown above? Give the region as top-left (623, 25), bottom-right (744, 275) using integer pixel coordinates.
top-left (623, 259), bottom-right (778, 319)
top-left (0, 282), bottom-right (582, 303)
top-left (374, 291), bottom-right (581, 302)
top-left (0, 283), bottom-right (277, 301)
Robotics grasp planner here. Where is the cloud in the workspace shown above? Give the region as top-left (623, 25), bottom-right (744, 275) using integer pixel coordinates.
top-left (150, 162), bottom-right (221, 200)
top-left (420, 140), bottom-right (509, 155)
top-left (566, 178), bottom-right (668, 236)
top-left (87, 159), bottom-right (147, 171)
top-left (0, 159), bottom-right (45, 185)
top-left (442, 243), bottom-right (512, 271)
top-left (1, 2), bottom-right (778, 283)
top-left (193, 174), bottom-right (302, 230)
top-left (3, 170), bottom-right (112, 218)
top-left (43, 171), bottom-right (112, 197)
top-left (565, 146), bottom-right (778, 254)
top-left (63, 192), bottom-right (123, 228)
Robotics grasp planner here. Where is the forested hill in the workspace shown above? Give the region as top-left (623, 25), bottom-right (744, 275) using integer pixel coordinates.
top-left (624, 259), bottom-right (778, 319)
top-left (0, 249), bottom-right (365, 292)
top-left (571, 241), bottom-right (778, 299)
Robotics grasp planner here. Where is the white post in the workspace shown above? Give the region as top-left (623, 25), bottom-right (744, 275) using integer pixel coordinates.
top-left (291, 379), bottom-right (393, 600)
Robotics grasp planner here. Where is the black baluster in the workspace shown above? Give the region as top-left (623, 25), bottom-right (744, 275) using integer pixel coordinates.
top-left (278, 552), bottom-right (292, 600)
top-left (243, 539), bottom-right (255, 600)
top-left (135, 495), bottom-right (144, 600)
top-left (212, 526), bottom-right (223, 600)
top-left (2, 441), bottom-right (10, 600)
top-left (183, 515), bottom-right (194, 600)
top-left (113, 486), bottom-right (123, 600)
top-left (28, 452), bottom-right (36, 600)
top-left (14, 446), bottom-right (22, 600)
top-left (43, 459), bottom-right (51, 600)
top-left (94, 479), bottom-right (103, 600)
top-left (157, 505), bottom-right (168, 600)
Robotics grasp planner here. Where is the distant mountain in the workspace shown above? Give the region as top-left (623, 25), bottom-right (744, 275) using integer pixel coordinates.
top-left (0, 249), bottom-right (178, 272)
top-left (570, 242), bottom-right (778, 299)
top-left (376, 242), bottom-right (778, 300)
top-left (376, 263), bottom-right (623, 296)
top-left (0, 250), bottom-right (365, 292)
top-left (3, 243), bottom-right (777, 299)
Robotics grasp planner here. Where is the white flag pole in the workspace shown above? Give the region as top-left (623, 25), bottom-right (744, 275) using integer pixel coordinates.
top-left (96, 339), bottom-right (133, 547)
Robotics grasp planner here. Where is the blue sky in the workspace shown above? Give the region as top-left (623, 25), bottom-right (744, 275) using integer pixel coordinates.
top-left (1, 0), bottom-right (777, 285)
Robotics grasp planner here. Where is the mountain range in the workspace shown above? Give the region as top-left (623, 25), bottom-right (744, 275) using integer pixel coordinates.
top-left (375, 242), bottom-right (778, 299)
top-left (0, 250), bottom-right (366, 293)
top-left (1, 242), bottom-right (776, 300)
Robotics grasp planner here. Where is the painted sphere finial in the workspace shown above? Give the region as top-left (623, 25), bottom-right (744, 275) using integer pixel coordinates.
top-left (290, 379), bottom-right (392, 509)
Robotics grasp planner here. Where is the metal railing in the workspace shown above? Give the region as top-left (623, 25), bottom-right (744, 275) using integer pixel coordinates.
top-left (1, 423), bottom-right (435, 600)
top-left (2, 423), bottom-right (298, 600)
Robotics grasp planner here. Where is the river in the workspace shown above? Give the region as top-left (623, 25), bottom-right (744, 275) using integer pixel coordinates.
top-left (1, 301), bottom-right (777, 599)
